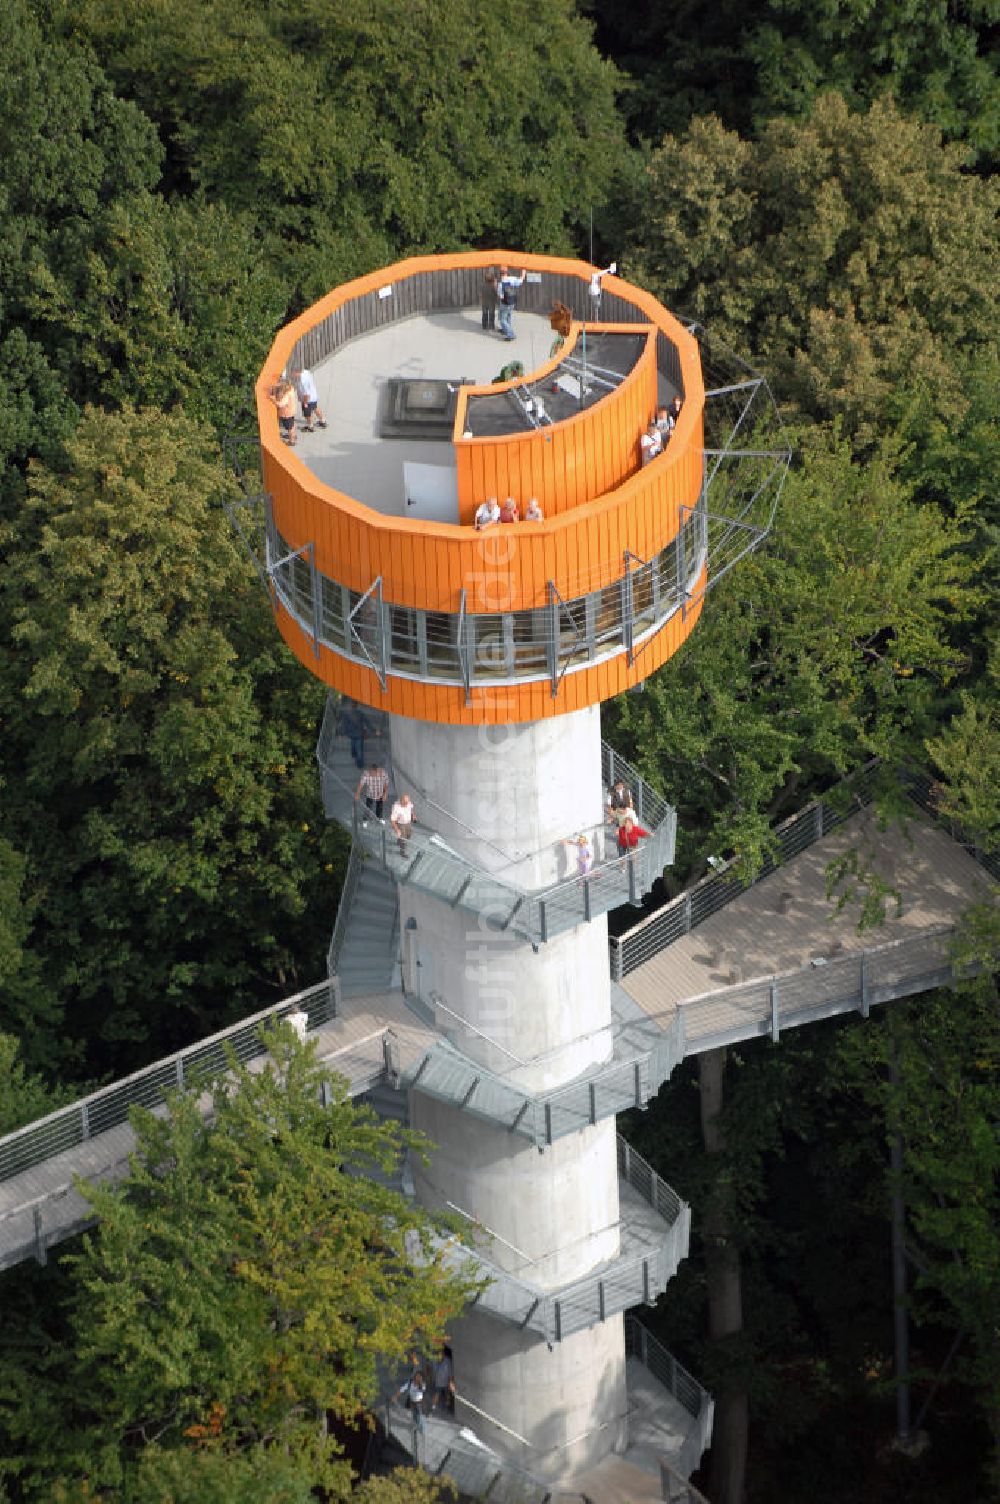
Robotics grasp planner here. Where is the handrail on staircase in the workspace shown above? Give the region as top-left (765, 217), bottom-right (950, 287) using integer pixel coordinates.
top-left (317, 692), bottom-right (676, 882)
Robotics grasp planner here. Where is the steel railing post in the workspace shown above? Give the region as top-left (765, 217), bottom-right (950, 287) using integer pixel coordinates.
top-left (80, 1103), bottom-right (90, 1142)
top-left (860, 952), bottom-right (869, 1019)
top-left (33, 1206), bottom-right (46, 1267)
top-left (770, 980), bottom-right (780, 1042)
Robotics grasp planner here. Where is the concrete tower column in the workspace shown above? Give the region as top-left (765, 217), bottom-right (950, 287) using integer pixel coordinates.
top-left (392, 707), bottom-right (628, 1478)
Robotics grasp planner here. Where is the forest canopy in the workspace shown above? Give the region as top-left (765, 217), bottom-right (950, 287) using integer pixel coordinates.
top-left (0, 0), bottom-right (996, 1499)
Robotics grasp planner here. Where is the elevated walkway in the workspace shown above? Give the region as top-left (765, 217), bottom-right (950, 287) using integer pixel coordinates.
top-left (612, 773), bottom-right (994, 1059)
top-left (403, 983), bottom-right (678, 1148)
top-left (317, 696), bottom-right (677, 945)
top-left (0, 982), bottom-right (434, 1272)
top-left (423, 1135), bottom-right (689, 1345)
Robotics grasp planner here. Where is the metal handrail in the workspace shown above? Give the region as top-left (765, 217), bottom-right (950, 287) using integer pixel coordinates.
top-left (318, 692), bottom-right (675, 878)
top-left (625, 1314), bottom-right (713, 1426)
top-left (0, 978), bottom-right (341, 1185)
top-left (674, 924), bottom-right (967, 1057)
top-left (318, 700), bottom-right (676, 946)
top-left (326, 841), bottom-right (365, 978)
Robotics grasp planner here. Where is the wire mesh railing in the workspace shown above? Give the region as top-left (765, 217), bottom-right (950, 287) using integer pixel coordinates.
top-left (0, 979), bottom-right (347, 1185)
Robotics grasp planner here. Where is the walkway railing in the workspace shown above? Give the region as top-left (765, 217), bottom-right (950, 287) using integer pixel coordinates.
top-left (625, 1314), bottom-right (715, 1477)
top-left (326, 841), bottom-right (365, 978)
top-left (674, 925), bottom-right (964, 1057)
top-left (610, 762), bottom-right (882, 979)
top-left (0, 979), bottom-right (348, 1186)
top-left (317, 697), bottom-right (677, 947)
top-left (435, 1135), bottom-right (688, 1344)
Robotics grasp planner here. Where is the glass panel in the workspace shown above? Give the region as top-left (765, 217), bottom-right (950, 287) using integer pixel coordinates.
top-left (389, 606), bottom-right (420, 671)
top-left (348, 587), bottom-right (382, 666)
top-left (471, 615), bottom-right (511, 679)
top-left (511, 607), bottom-right (550, 674)
top-left (424, 611), bottom-right (462, 680)
top-left (320, 577), bottom-right (347, 649)
top-left (593, 580), bottom-right (623, 650)
top-left (631, 561), bottom-right (656, 631)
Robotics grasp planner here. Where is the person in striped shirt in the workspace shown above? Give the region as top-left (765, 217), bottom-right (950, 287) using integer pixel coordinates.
top-left (356, 761), bottom-right (389, 825)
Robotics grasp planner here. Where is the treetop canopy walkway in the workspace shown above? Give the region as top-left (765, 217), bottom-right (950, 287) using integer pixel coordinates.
top-left (0, 768), bottom-right (992, 1276)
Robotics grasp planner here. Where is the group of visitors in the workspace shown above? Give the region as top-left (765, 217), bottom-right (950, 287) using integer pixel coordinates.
top-left (395, 1347), bottom-right (455, 1433)
top-left (640, 395), bottom-right (683, 466)
top-left (353, 761), bottom-right (414, 853)
top-left (481, 265), bottom-right (527, 340)
top-left (336, 702), bottom-right (415, 854)
top-left (562, 775), bottom-right (651, 879)
top-left (608, 775), bottom-right (650, 853)
top-left (267, 366), bottom-right (328, 446)
top-left (474, 494), bottom-right (544, 528)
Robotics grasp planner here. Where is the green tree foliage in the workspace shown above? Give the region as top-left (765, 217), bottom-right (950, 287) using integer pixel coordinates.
top-left (610, 432), bottom-right (978, 879)
top-left (586, 0), bottom-right (999, 166)
top-left (630, 96), bottom-right (999, 450)
top-left (0, 407), bottom-right (342, 1077)
top-left (0, 1031), bottom-right (472, 1499)
top-left (0, 1031), bottom-right (79, 1134)
top-left (0, 0), bottom-right (158, 495)
top-left (928, 637), bottom-right (1000, 856)
top-left (835, 975), bottom-right (1000, 1488)
top-left (64, 0), bottom-right (625, 290)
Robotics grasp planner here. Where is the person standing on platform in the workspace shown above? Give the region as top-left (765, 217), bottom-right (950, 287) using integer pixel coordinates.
top-left (481, 266), bottom-right (499, 331)
top-left (563, 833), bottom-right (594, 877)
top-left (475, 497), bottom-right (501, 530)
top-left (338, 699), bottom-right (370, 769)
top-left (497, 266), bottom-right (526, 341)
top-left (268, 376), bottom-right (298, 446)
top-left (291, 367), bottom-right (328, 432)
top-left (608, 777), bottom-right (634, 828)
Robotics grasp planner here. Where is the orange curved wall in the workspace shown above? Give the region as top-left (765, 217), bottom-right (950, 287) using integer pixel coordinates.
top-left (453, 323), bottom-right (659, 522)
top-left (256, 252), bottom-right (706, 722)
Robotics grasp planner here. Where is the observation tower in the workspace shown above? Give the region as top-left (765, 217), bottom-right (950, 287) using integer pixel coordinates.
top-left (246, 252), bottom-right (785, 1493)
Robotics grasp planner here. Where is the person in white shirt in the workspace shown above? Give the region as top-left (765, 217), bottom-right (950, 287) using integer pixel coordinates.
top-left (496, 265), bottom-right (527, 340)
top-left (524, 497), bottom-right (544, 521)
top-left (640, 421), bottom-right (662, 466)
top-left (391, 793), bottom-right (415, 854)
top-left (291, 367), bottom-right (328, 432)
top-left (284, 1003), bottom-right (308, 1044)
top-left (475, 497), bottom-right (501, 530)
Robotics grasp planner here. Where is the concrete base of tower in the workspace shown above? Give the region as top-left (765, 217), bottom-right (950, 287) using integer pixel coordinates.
top-left (449, 1308), bottom-right (628, 1485)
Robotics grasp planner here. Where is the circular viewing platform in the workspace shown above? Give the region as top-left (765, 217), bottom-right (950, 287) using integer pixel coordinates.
top-left (256, 252), bottom-right (708, 724)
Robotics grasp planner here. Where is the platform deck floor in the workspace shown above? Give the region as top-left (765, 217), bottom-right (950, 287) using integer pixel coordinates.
top-left (621, 808), bottom-right (991, 1046)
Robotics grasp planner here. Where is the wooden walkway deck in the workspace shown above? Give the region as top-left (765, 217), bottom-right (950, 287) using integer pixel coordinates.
top-left (0, 990), bottom-right (435, 1272)
top-left (620, 808), bottom-right (992, 1054)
